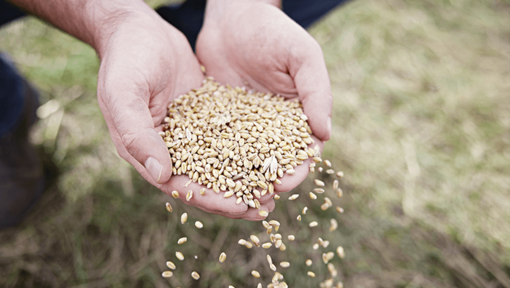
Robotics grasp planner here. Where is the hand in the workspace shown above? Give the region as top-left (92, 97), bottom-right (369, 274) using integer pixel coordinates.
top-left (196, 0), bottom-right (332, 194)
top-left (95, 7), bottom-right (275, 220)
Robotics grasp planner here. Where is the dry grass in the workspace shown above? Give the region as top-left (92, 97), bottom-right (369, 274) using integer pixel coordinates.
top-left (1, 0), bottom-right (510, 287)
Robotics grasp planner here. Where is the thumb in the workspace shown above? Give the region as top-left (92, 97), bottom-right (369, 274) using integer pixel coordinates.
top-left (290, 40), bottom-right (333, 141)
top-left (98, 80), bottom-right (173, 185)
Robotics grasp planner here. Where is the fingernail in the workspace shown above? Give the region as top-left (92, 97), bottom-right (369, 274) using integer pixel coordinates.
top-left (145, 156), bottom-right (162, 183)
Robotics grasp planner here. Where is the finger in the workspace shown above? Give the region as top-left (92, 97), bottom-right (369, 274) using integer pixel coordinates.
top-left (97, 66), bottom-right (173, 185)
top-left (274, 136), bottom-right (324, 193)
top-left (289, 38), bottom-right (333, 141)
top-left (214, 200), bottom-right (276, 221)
top-left (162, 175), bottom-right (249, 215)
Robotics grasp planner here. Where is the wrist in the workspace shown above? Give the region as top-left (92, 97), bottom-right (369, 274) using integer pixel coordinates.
top-left (86, 0), bottom-right (161, 59)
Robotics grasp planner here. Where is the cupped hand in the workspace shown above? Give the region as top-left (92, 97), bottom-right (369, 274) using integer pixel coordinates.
top-left (196, 0), bottom-right (332, 194)
top-left (95, 8), bottom-right (272, 220)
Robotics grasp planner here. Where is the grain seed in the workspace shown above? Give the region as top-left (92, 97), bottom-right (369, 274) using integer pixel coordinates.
top-left (288, 194), bottom-right (299, 200)
top-left (330, 219), bottom-right (338, 231)
top-left (336, 171), bottom-right (344, 178)
top-left (262, 242), bottom-right (272, 249)
top-left (176, 251), bottom-right (184, 261)
top-left (336, 188), bottom-right (343, 197)
top-left (250, 235), bottom-right (260, 247)
top-left (309, 192), bottom-right (317, 200)
top-left (280, 261), bottom-right (290, 268)
top-left (309, 221), bottom-right (318, 227)
top-left (165, 202), bottom-right (173, 213)
top-left (307, 271), bottom-right (316, 277)
top-left (251, 270), bottom-right (261, 278)
top-left (181, 213), bottom-right (188, 224)
top-left (186, 190), bottom-right (193, 201)
top-left (219, 252), bottom-right (227, 263)
top-left (337, 246), bottom-right (345, 258)
top-left (313, 188), bottom-right (325, 193)
top-left (302, 207), bottom-right (308, 214)
top-left (297, 215), bottom-right (301, 221)
top-left (162, 271), bottom-right (173, 278)
top-left (166, 261), bottom-right (176, 270)
top-left (172, 191), bottom-right (179, 198)
top-left (336, 206), bottom-right (344, 213)
top-left (238, 239), bottom-right (247, 245)
top-left (306, 259), bottom-right (312, 266)
top-left (288, 235), bottom-right (295, 241)
top-left (200, 188), bottom-right (206, 195)
top-left (245, 241), bottom-right (253, 249)
top-left (259, 210), bottom-right (268, 217)
top-left (333, 180), bottom-right (339, 190)
top-left (314, 179), bottom-right (325, 187)
top-left (195, 221), bottom-right (203, 229)
top-left (324, 160), bottom-right (332, 167)
top-left (191, 271), bottom-right (200, 280)
top-left (326, 169), bottom-right (335, 174)
top-left (178, 237), bottom-right (187, 244)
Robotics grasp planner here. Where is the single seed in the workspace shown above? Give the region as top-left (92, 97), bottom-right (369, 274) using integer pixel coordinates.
top-left (336, 206), bottom-right (344, 213)
top-left (165, 202), bottom-right (173, 213)
top-left (172, 191), bottom-right (179, 198)
top-left (238, 239), bottom-right (247, 245)
top-left (162, 271), bottom-right (173, 278)
top-left (313, 188), bottom-right (325, 193)
top-left (309, 192), bottom-right (317, 200)
top-left (306, 259), bottom-right (312, 266)
top-left (324, 160), bottom-right (332, 167)
top-left (259, 210), bottom-right (268, 217)
top-left (245, 241), bottom-right (253, 249)
top-left (257, 284), bottom-right (262, 288)
top-left (297, 215), bottom-right (301, 221)
top-left (191, 271), bottom-right (200, 280)
top-left (286, 169), bottom-right (296, 175)
top-left (314, 179), bottom-right (325, 187)
top-left (186, 190), bottom-right (193, 201)
top-left (178, 237), bottom-right (187, 244)
top-left (176, 251), bottom-right (184, 261)
top-left (336, 171), bottom-right (344, 178)
top-left (274, 194), bottom-right (280, 200)
top-left (318, 167), bottom-right (324, 172)
top-left (336, 188), bottom-right (343, 197)
top-left (166, 261), bottom-right (176, 270)
top-left (307, 271), bottom-right (316, 277)
top-left (251, 270), bottom-right (261, 278)
top-left (313, 157), bottom-right (322, 163)
top-left (181, 213), bottom-right (188, 224)
top-left (309, 221), bottom-right (318, 227)
top-left (280, 261), bottom-right (290, 268)
top-left (330, 219), bottom-right (338, 231)
top-left (219, 252), bottom-right (227, 263)
top-left (224, 191), bottom-right (234, 198)
top-left (270, 263), bottom-right (277, 271)
top-left (313, 243), bottom-right (319, 250)
top-left (288, 235), bottom-right (295, 241)
top-left (333, 180), bottom-right (339, 190)
top-left (327, 252), bottom-right (335, 260)
top-left (288, 194), bottom-right (299, 200)
top-left (200, 188), bottom-right (206, 195)
top-left (302, 207), bottom-right (308, 214)
top-left (195, 221), bottom-right (203, 229)
top-left (321, 203), bottom-right (330, 210)
top-left (262, 242), bottom-right (272, 249)
top-left (229, 286), bottom-right (235, 288)
top-left (337, 246), bottom-right (345, 258)
top-left (250, 235), bottom-right (260, 247)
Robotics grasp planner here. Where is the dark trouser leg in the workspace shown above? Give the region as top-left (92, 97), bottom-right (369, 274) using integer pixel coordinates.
top-left (0, 2), bottom-right (44, 229)
top-left (156, 0), bottom-right (349, 50)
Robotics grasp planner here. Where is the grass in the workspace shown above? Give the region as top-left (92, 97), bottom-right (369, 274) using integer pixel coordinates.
top-left (1, 0), bottom-right (510, 287)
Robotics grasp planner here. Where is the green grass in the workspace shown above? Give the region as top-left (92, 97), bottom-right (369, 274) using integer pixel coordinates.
top-left (1, 0), bottom-right (510, 287)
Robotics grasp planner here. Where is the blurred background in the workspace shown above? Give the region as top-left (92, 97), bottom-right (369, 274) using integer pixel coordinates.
top-left (1, 0), bottom-right (510, 287)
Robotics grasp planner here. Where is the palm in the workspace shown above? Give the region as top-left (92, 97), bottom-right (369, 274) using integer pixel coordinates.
top-left (196, 2), bottom-right (329, 194)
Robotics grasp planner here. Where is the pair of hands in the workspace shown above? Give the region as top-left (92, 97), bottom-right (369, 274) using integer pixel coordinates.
top-left (96, 0), bottom-right (332, 220)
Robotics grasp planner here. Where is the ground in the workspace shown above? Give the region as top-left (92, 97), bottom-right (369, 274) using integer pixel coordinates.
top-left (1, 0), bottom-right (509, 287)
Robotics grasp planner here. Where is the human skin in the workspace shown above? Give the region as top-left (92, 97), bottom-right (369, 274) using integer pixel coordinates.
top-left (197, 0), bottom-right (332, 192)
top-left (9, 0), bottom-right (330, 220)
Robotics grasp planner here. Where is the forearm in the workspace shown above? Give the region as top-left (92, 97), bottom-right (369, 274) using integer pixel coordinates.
top-left (8, 0), bottom-right (157, 56)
